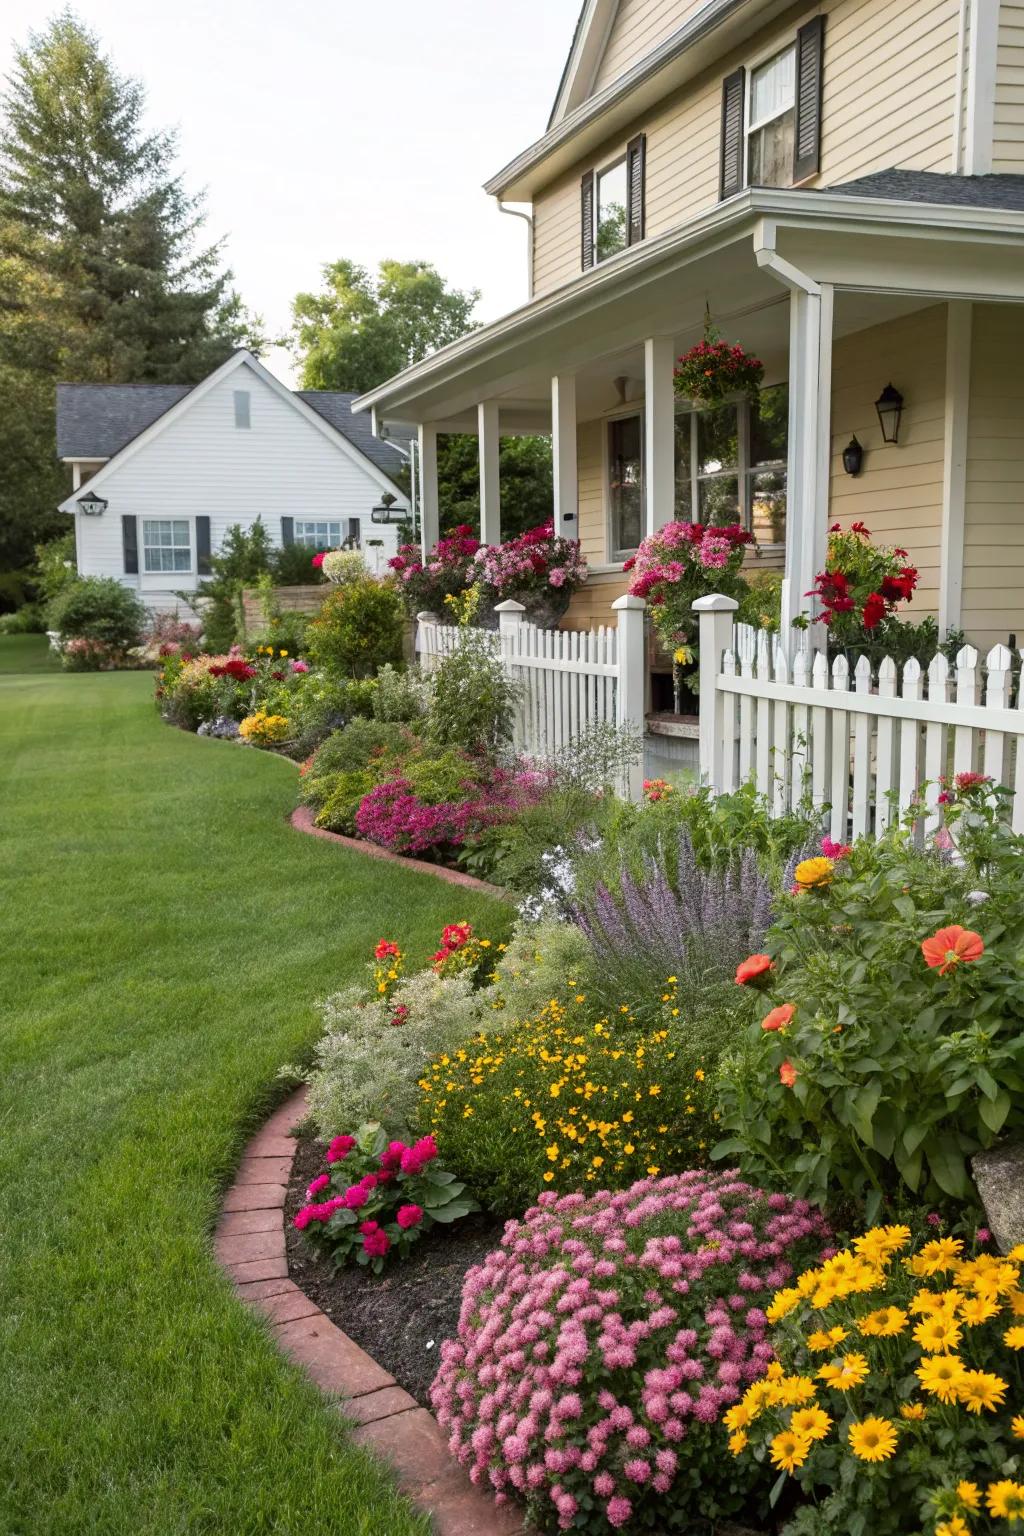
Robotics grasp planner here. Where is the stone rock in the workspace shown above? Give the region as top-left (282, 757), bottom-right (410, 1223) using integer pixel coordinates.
top-left (972, 1142), bottom-right (1024, 1253)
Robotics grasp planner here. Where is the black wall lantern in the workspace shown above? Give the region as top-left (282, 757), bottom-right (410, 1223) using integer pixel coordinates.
top-left (874, 383), bottom-right (904, 444)
top-left (77, 488), bottom-right (108, 516)
top-left (370, 490), bottom-right (402, 524)
top-left (842, 435), bottom-right (864, 477)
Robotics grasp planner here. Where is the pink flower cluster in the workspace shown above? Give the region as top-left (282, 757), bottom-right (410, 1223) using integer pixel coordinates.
top-left (430, 1172), bottom-right (828, 1531)
top-left (354, 767), bottom-right (551, 856)
top-left (478, 523), bottom-right (588, 598)
top-left (626, 521), bottom-right (751, 602)
top-left (293, 1133), bottom-right (438, 1256)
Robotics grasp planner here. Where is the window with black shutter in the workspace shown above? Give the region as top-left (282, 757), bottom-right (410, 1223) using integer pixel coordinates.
top-left (196, 515), bottom-right (212, 575)
top-left (793, 16), bottom-right (825, 181)
top-left (122, 514), bottom-right (139, 575)
top-left (625, 133), bottom-right (646, 245)
top-left (581, 171), bottom-right (595, 270)
top-left (719, 67), bottom-right (746, 199)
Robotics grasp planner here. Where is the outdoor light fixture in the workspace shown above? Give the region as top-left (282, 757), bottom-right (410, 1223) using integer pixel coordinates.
top-left (370, 491), bottom-right (402, 524)
top-left (842, 435), bottom-right (864, 477)
top-left (874, 383), bottom-right (904, 444)
top-left (77, 488), bottom-right (108, 516)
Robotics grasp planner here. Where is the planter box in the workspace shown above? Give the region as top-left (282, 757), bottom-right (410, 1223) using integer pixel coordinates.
top-left (240, 585), bottom-right (326, 635)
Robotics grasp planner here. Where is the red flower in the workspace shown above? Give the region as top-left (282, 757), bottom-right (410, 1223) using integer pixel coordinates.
top-left (736, 954), bottom-right (774, 986)
top-left (622, 556), bottom-right (636, 572)
top-left (861, 593), bottom-right (887, 630)
top-left (850, 521), bottom-right (871, 537)
top-left (375, 939), bottom-right (400, 960)
top-left (312, 551), bottom-right (326, 568)
top-left (921, 925), bottom-right (984, 977)
top-left (954, 771), bottom-right (991, 792)
top-left (363, 1228), bottom-right (390, 1258)
top-left (779, 1061), bottom-right (798, 1088)
top-left (762, 1004), bottom-right (795, 1033)
top-left (326, 1134), bottom-right (356, 1163)
top-left (396, 1204), bottom-right (423, 1229)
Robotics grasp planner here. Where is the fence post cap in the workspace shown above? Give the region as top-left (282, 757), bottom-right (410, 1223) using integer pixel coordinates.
top-left (493, 599), bottom-right (527, 613)
top-left (691, 594), bottom-right (740, 614)
top-left (415, 610), bottom-right (439, 621)
top-left (612, 594), bottom-right (646, 611)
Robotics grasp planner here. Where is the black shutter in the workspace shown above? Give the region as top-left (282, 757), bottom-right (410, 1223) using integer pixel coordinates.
top-left (122, 514), bottom-right (138, 575)
top-left (347, 517), bottom-right (361, 547)
top-left (626, 133), bottom-right (646, 245)
top-left (719, 67), bottom-right (746, 200)
top-left (196, 515), bottom-right (212, 575)
top-left (794, 16), bottom-right (826, 181)
top-left (280, 516), bottom-right (294, 546)
top-left (581, 170), bottom-right (595, 270)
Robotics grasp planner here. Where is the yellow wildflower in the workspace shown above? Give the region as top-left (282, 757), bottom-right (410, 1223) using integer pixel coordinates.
top-left (912, 1314), bottom-right (962, 1354)
top-left (794, 856), bottom-right (834, 889)
top-left (957, 1370), bottom-right (1008, 1413)
top-left (818, 1353), bottom-right (869, 1390)
top-left (957, 1482), bottom-right (982, 1512)
top-left (987, 1480), bottom-right (1024, 1520)
top-left (1012, 1414), bottom-right (1024, 1439)
top-left (790, 1406), bottom-right (831, 1441)
top-left (935, 1519), bottom-right (970, 1536)
top-left (858, 1306), bottom-right (908, 1337)
top-left (769, 1429), bottom-right (812, 1474)
top-left (1004, 1325), bottom-right (1024, 1349)
top-left (847, 1417), bottom-right (898, 1463)
top-left (900, 1403), bottom-right (927, 1421)
top-left (916, 1355), bottom-right (966, 1403)
top-left (728, 1429), bottom-right (747, 1455)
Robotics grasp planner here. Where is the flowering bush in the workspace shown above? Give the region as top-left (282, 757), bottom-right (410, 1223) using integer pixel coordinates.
top-left (431, 921), bottom-right (495, 981)
top-left (715, 807), bottom-right (1024, 1221)
top-left (305, 578), bottom-right (404, 677)
top-left (728, 1226), bottom-right (1024, 1536)
top-left (477, 523), bottom-right (588, 622)
top-left (238, 709), bottom-right (290, 745)
top-left (419, 994), bottom-right (725, 1216)
top-left (355, 763), bottom-right (550, 861)
top-left (61, 635), bottom-right (126, 671)
top-left (674, 330), bottom-right (764, 407)
top-left (320, 549), bottom-right (367, 586)
top-left (806, 522), bottom-right (918, 645)
top-left (293, 1122), bottom-right (476, 1273)
top-left (430, 1172), bottom-right (829, 1532)
top-left (626, 520), bottom-right (751, 662)
top-left (389, 525), bottom-right (481, 615)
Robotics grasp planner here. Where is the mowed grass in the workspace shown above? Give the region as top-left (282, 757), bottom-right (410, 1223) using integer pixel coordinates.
top-left (0, 655), bottom-right (507, 1535)
top-left (0, 632), bottom-right (60, 673)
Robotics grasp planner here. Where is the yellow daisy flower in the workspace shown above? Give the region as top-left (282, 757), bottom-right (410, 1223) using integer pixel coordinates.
top-left (858, 1306), bottom-right (908, 1337)
top-left (790, 1406), bottom-right (832, 1442)
top-left (728, 1429), bottom-right (747, 1455)
top-left (723, 1404), bottom-right (751, 1432)
top-left (769, 1429), bottom-right (812, 1474)
top-left (913, 1314), bottom-right (963, 1353)
top-left (899, 1403), bottom-right (927, 1421)
top-left (794, 856), bottom-right (834, 889)
top-left (1012, 1414), bottom-right (1024, 1440)
top-left (936, 1519), bottom-right (970, 1536)
top-left (986, 1480), bottom-right (1024, 1520)
top-left (959, 1295), bottom-right (999, 1326)
top-left (957, 1370), bottom-right (1008, 1414)
top-left (766, 1288), bottom-right (802, 1324)
top-left (916, 1355), bottom-right (966, 1403)
top-left (1004, 1325), bottom-right (1024, 1349)
top-left (818, 1352), bottom-right (870, 1390)
top-left (777, 1375), bottom-right (817, 1406)
top-left (847, 1416), bottom-right (898, 1463)
top-left (957, 1482), bottom-right (982, 1512)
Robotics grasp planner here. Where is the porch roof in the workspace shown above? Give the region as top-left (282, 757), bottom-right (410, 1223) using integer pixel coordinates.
top-left (354, 186), bottom-right (1024, 432)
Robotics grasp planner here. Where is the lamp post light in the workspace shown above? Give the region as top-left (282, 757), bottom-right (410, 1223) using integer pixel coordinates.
top-left (77, 489), bottom-right (108, 516)
top-left (874, 383), bottom-right (904, 445)
top-left (370, 491), bottom-right (402, 524)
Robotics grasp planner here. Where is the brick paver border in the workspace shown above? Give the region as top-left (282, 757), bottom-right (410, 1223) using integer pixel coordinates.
top-left (217, 1089), bottom-right (524, 1536)
top-left (289, 806), bottom-right (506, 900)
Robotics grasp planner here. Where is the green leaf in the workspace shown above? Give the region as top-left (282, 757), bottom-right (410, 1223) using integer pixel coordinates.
top-left (850, 1082), bottom-right (881, 1143)
top-left (979, 1090), bottom-right (1011, 1135)
top-left (927, 1135), bottom-right (971, 1198)
top-left (976, 1067), bottom-right (1000, 1102)
top-left (769, 1471), bottom-right (788, 1509)
top-left (902, 1121), bottom-right (930, 1155)
top-left (710, 1138), bottom-right (747, 1160)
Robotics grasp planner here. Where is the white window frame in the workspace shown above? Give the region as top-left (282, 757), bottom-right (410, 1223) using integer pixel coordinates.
top-left (743, 42), bottom-right (797, 189)
top-left (142, 517), bottom-right (192, 575)
top-left (674, 390), bottom-right (788, 547)
top-left (603, 407), bottom-right (645, 561)
top-left (292, 519), bottom-right (343, 549)
top-left (593, 152), bottom-right (629, 265)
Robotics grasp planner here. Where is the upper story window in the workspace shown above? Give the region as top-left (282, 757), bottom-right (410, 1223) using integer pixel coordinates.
top-left (581, 134), bottom-right (646, 271)
top-left (747, 47), bottom-right (796, 187)
top-left (143, 518), bottom-right (191, 573)
top-left (234, 390), bottom-right (251, 428)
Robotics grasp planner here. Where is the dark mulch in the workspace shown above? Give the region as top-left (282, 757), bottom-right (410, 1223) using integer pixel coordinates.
top-left (284, 1132), bottom-right (505, 1406)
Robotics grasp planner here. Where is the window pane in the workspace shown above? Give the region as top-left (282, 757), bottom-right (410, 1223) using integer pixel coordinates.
top-left (673, 413), bottom-right (693, 520)
top-left (596, 159), bottom-right (628, 262)
top-left (697, 405), bottom-right (739, 473)
top-left (748, 111), bottom-right (795, 186)
top-left (750, 469), bottom-right (787, 544)
top-left (698, 476), bottom-right (740, 525)
top-left (751, 385), bottom-right (788, 464)
top-left (608, 415), bottom-right (642, 554)
top-left (173, 547), bottom-right (191, 571)
top-left (171, 520), bottom-right (189, 545)
top-left (750, 48), bottom-right (795, 126)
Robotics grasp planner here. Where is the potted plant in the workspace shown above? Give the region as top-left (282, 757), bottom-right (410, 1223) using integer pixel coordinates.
top-left (477, 522), bottom-right (588, 627)
top-left (387, 524), bottom-right (482, 616)
top-left (674, 323), bottom-right (764, 407)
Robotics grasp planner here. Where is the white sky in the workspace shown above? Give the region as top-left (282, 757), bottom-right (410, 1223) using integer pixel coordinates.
top-left (3, 0), bottom-right (581, 382)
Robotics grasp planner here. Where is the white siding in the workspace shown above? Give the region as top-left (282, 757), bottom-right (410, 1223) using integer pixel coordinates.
top-left (73, 362), bottom-right (406, 613)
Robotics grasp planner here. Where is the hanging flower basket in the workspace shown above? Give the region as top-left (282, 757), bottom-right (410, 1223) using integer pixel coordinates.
top-left (673, 326), bottom-right (764, 407)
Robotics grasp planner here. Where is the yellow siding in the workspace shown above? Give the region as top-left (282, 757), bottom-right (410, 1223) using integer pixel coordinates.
top-left (592, 0), bottom-right (710, 91)
top-left (576, 418), bottom-right (607, 565)
top-left (961, 306), bottom-right (1024, 649)
top-left (532, 0), bottom-right (960, 295)
top-left (563, 570), bottom-right (630, 629)
top-left (828, 305), bottom-right (948, 621)
top-left (994, 2), bottom-right (1024, 171)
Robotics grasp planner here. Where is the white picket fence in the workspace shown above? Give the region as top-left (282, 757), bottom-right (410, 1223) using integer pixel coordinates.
top-left (416, 597), bottom-right (647, 798)
top-left (694, 594), bottom-right (1024, 838)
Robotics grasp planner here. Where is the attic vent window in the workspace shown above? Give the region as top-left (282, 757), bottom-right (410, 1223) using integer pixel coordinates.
top-left (747, 46), bottom-right (796, 187)
top-left (234, 390), bottom-right (251, 428)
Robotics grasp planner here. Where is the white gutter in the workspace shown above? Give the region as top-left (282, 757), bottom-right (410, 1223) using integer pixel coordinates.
top-left (497, 201), bottom-right (535, 301)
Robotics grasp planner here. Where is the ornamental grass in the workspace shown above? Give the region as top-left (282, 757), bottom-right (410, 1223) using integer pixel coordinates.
top-left (726, 1226), bottom-right (1024, 1535)
top-left (417, 992), bottom-right (723, 1216)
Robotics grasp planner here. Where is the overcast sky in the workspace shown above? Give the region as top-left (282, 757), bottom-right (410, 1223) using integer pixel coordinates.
top-left (3, 0), bottom-right (581, 381)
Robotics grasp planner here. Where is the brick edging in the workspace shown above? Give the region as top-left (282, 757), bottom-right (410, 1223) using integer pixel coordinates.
top-left (216, 1090), bottom-right (524, 1536)
top-left (289, 805), bottom-right (507, 900)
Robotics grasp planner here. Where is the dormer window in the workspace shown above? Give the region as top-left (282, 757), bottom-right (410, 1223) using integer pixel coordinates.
top-left (747, 46), bottom-right (796, 187)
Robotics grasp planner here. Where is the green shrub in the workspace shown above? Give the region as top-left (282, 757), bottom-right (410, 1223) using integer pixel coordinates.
top-left (426, 627), bottom-right (518, 759)
top-left (472, 785), bottom-right (607, 892)
top-left (489, 917), bottom-right (596, 1014)
top-left (310, 770), bottom-right (377, 833)
top-left (270, 542), bottom-right (325, 587)
top-left (47, 577), bottom-right (145, 653)
top-left (305, 578), bottom-right (403, 677)
top-left (195, 521), bottom-right (273, 651)
top-left (310, 718), bottom-right (414, 777)
top-left (372, 663), bottom-right (429, 724)
top-left (285, 674), bottom-right (376, 757)
top-left (0, 605), bottom-right (44, 634)
top-left (249, 611), bottom-right (310, 657)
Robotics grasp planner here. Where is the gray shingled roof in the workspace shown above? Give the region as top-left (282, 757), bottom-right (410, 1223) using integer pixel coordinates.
top-left (827, 169), bottom-right (1024, 211)
top-left (56, 377), bottom-right (411, 484)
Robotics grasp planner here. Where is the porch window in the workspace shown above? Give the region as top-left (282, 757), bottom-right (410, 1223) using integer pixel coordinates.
top-left (746, 46), bottom-right (796, 187)
top-left (142, 519), bottom-right (191, 573)
top-left (595, 157), bottom-right (628, 262)
top-left (673, 385), bottom-right (788, 543)
top-left (293, 519), bottom-right (342, 548)
top-left (608, 413), bottom-right (643, 558)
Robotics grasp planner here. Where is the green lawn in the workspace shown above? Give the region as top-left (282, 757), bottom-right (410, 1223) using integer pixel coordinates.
top-left (0, 631), bottom-right (60, 672)
top-left (0, 651), bottom-right (506, 1534)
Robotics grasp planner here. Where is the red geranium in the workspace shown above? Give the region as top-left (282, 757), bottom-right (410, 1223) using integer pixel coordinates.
top-left (736, 954), bottom-right (774, 986)
top-left (761, 1004), bottom-right (795, 1033)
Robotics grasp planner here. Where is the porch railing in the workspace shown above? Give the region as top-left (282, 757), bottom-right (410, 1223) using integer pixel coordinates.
top-left (416, 597), bottom-right (647, 799)
top-left (695, 594), bottom-right (1024, 837)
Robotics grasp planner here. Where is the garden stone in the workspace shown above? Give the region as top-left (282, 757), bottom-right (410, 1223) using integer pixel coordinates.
top-left (972, 1142), bottom-right (1024, 1252)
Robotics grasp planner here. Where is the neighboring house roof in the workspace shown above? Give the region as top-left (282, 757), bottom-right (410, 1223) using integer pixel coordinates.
top-left (827, 170), bottom-right (1024, 212)
top-left (56, 365), bottom-right (410, 483)
top-left (56, 383), bottom-right (193, 459)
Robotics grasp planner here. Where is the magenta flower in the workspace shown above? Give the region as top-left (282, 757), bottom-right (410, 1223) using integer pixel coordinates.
top-left (397, 1204), bottom-right (424, 1229)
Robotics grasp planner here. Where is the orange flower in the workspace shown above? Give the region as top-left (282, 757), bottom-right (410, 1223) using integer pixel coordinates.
top-left (920, 926), bottom-right (984, 977)
top-left (762, 1004), bottom-right (795, 1033)
top-left (736, 954), bottom-right (774, 986)
top-left (779, 1060), bottom-right (798, 1087)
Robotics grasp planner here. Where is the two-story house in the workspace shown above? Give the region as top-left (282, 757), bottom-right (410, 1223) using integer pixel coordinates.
top-left (356, 0), bottom-right (1024, 666)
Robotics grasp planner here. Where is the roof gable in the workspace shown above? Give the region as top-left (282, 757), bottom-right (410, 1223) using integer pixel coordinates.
top-left (56, 383), bottom-right (192, 459)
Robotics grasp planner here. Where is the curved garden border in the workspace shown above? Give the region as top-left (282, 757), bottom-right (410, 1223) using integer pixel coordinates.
top-left (289, 805), bottom-right (507, 899)
top-left (216, 1090), bottom-right (525, 1536)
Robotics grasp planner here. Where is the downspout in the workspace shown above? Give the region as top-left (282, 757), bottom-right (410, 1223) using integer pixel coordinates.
top-left (497, 200), bottom-right (535, 301)
top-left (952, 0), bottom-right (968, 173)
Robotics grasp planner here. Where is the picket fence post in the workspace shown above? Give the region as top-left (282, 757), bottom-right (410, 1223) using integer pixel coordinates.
top-left (612, 594), bottom-right (647, 802)
top-left (494, 598), bottom-right (526, 638)
top-left (693, 593), bottom-right (739, 792)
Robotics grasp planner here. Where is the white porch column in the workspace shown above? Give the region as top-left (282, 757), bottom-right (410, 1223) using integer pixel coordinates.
top-left (780, 282), bottom-right (833, 637)
top-left (418, 423), bottom-right (439, 557)
top-left (478, 400), bottom-right (501, 547)
top-left (939, 301), bottom-right (972, 636)
top-left (643, 335), bottom-right (676, 536)
top-left (551, 373), bottom-right (578, 538)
